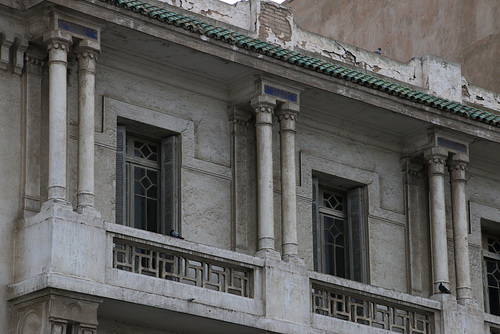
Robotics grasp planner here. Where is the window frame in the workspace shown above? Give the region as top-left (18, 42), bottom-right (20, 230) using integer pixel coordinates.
top-left (483, 233), bottom-right (500, 316)
top-left (312, 177), bottom-right (368, 283)
top-left (116, 125), bottom-right (180, 235)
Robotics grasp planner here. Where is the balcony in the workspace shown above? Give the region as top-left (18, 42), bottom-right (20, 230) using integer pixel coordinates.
top-left (310, 271), bottom-right (439, 333)
top-left (106, 222), bottom-right (443, 333)
top-left (10, 206), bottom-right (446, 333)
top-left (112, 236), bottom-right (252, 298)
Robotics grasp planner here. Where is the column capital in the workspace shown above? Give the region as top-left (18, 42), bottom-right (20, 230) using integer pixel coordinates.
top-left (251, 95), bottom-right (276, 111)
top-left (449, 153), bottom-right (469, 182)
top-left (228, 106), bottom-right (252, 127)
top-left (276, 102), bottom-right (299, 121)
top-left (404, 160), bottom-right (425, 186)
top-left (74, 39), bottom-right (100, 69)
top-left (43, 30), bottom-right (72, 49)
top-left (24, 47), bottom-right (45, 76)
top-left (424, 147), bottom-right (448, 175)
top-left (449, 152), bottom-right (469, 168)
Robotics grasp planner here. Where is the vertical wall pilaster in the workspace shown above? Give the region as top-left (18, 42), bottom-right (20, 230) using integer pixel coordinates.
top-left (74, 39), bottom-right (100, 212)
top-left (251, 95), bottom-right (278, 257)
top-left (449, 153), bottom-right (472, 304)
top-left (404, 159), bottom-right (431, 296)
top-left (276, 102), bottom-right (300, 261)
top-left (424, 147), bottom-right (450, 294)
top-left (22, 47), bottom-right (45, 215)
top-left (43, 30), bottom-right (72, 202)
top-left (228, 107), bottom-right (253, 252)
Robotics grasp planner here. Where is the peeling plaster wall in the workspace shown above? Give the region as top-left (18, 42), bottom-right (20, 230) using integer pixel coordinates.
top-left (285, 0), bottom-right (500, 93)
top-left (157, 0), bottom-right (255, 31)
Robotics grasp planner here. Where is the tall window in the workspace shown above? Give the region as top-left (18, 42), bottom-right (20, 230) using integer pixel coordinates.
top-left (484, 234), bottom-right (500, 316)
top-left (312, 178), bottom-right (368, 282)
top-left (116, 125), bottom-right (179, 234)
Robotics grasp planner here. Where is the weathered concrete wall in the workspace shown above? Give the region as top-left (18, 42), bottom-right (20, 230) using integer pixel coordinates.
top-left (0, 69), bottom-right (23, 334)
top-left (90, 59), bottom-right (233, 250)
top-left (285, 0), bottom-right (500, 93)
top-left (0, 11), bottom-right (28, 332)
top-left (158, 0), bottom-right (256, 31)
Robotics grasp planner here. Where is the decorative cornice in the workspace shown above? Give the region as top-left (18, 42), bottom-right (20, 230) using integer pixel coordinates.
top-left (97, 0), bottom-right (500, 128)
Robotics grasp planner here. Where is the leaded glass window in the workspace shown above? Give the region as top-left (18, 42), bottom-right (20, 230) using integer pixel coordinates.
top-left (319, 189), bottom-right (348, 278)
top-left (312, 179), bottom-right (368, 283)
top-left (127, 137), bottom-right (160, 232)
top-left (484, 235), bottom-right (500, 316)
top-left (116, 125), bottom-right (179, 235)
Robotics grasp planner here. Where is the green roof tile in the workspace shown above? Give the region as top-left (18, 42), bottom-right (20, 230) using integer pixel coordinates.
top-left (98, 0), bottom-right (500, 127)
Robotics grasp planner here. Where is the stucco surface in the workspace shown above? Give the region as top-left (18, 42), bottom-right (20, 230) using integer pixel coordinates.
top-left (285, 0), bottom-right (500, 92)
top-left (0, 71), bottom-right (22, 334)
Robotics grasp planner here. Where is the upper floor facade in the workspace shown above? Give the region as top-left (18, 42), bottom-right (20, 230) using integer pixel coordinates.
top-left (1, 0), bottom-right (500, 333)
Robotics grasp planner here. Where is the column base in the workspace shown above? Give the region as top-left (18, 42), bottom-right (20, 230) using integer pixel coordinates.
top-left (77, 192), bottom-right (95, 209)
top-left (456, 286), bottom-right (474, 306)
top-left (76, 204), bottom-right (101, 217)
top-left (430, 292), bottom-right (456, 302)
top-left (282, 254), bottom-right (305, 266)
top-left (48, 186), bottom-right (67, 201)
top-left (254, 249), bottom-right (281, 260)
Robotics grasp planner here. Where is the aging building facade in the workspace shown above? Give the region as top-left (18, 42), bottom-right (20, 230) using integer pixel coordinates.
top-left (1, 0), bottom-right (500, 333)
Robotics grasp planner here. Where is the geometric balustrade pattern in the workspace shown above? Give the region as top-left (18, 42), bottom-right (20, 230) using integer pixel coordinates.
top-left (113, 239), bottom-right (251, 297)
top-left (312, 285), bottom-right (431, 334)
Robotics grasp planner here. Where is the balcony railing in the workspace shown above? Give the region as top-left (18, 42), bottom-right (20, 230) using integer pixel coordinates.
top-left (113, 237), bottom-right (252, 297)
top-left (311, 276), bottom-right (436, 334)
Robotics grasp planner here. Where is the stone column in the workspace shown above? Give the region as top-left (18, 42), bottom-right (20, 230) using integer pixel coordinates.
top-left (424, 147), bottom-right (450, 294)
top-left (75, 40), bottom-right (100, 211)
top-left (277, 102), bottom-right (300, 260)
top-left (449, 153), bottom-right (472, 304)
top-left (43, 30), bottom-right (72, 201)
top-left (22, 47), bottom-right (45, 216)
top-left (251, 95), bottom-right (277, 256)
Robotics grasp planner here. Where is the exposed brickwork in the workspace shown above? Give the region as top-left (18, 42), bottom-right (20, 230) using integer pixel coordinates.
top-left (259, 2), bottom-right (292, 43)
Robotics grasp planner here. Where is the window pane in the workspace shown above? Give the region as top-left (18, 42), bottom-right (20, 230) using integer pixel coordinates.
top-left (490, 287), bottom-right (500, 316)
top-left (134, 196), bottom-right (145, 230)
top-left (147, 199), bottom-right (158, 233)
top-left (324, 242), bottom-right (335, 275)
top-left (334, 219), bottom-right (345, 246)
top-left (336, 246), bottom-right (346, 278)
top-left (134, 140), bottom-right (158, 162)
top-left (134, 167), bottom-right (146, 196)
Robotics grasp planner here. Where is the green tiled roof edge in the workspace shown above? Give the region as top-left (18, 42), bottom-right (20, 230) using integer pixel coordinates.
top-left (98, 0), bottom-right (500, 127)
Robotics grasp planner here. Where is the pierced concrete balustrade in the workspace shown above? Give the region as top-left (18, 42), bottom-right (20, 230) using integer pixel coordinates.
top-left (310, 272), bottom-right (441, 334)
top-left (113, 237), bottom-right (252, 297)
